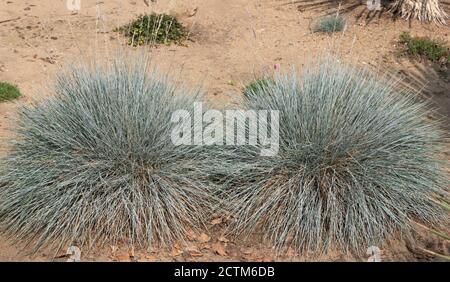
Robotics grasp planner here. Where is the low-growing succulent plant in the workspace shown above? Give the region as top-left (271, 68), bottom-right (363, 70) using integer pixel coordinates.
top-left (0, 54), bottom-right (215, 253)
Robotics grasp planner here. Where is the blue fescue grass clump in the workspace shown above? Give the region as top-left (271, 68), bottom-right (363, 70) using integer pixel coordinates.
top-left (0, 55), bottom-right (214, 253)
top-left (313, 15), bottom-right (345, 33)
top-left (221, 58), bottom-right (449, 255)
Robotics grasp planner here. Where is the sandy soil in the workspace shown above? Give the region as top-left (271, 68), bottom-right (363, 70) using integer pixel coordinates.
top-left (0, 0), bottom-right (449, 261)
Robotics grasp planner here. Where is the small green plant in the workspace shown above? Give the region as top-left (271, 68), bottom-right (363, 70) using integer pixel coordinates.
top-left (400, 32), bottom-right (450, 63)
top-left (116, 13), bottom-right (185, 46)
top-left (313, 15), bottom-right (345, 33)
top-left (242, 78), bottom-right (273, 99)
top-left (0, 82), bottom-right (20, 102)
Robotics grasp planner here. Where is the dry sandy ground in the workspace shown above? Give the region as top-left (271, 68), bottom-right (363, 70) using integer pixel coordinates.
top-left (0, 0), bottom-right (449, 261)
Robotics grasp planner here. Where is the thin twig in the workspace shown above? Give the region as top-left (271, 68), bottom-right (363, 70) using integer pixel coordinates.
top-left (0, 17), bottom-right (21, 24)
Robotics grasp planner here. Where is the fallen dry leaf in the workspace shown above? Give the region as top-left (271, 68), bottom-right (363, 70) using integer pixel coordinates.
top-left (256, 257), bottom-right (273, 262)
top-left (198, 233), bottom-right (211, 243)
top-left (218, 236), bottom-right (229, 243)
top-left (286, 247), bottom-right (296, 257)
top-left (185, 246), bottom-right (203, 257)
top-left (110, 245), bottom-right (118, 254)
top-left (185, 7), bottom-right (198, 18)
top-left (242, 249), bottom-right (252, 255)
top-left (129, 247), bottom-right (135, 258)
top-left (138, 255), bottom-right (157, 262)
top-left (200, 243), bottom-right (211, 250)
top-left (114, 254), bottom-right (131, 262)
top-left (212, 243), bottom-right (227, 256)
top-left (211, 218), bottom-right (222, 225)
top-left (185, 245), bottom-right (200, 252)
top-left (189, 252), bottom-right (203, 258)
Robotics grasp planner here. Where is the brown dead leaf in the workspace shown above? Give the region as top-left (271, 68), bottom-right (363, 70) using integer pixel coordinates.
top-left (241, 255), bottom-right (251, 261)
top-left (129, 247), bottom-right (135, 258)
top-left (212, 243), bottom-right (227, 256)
top-left (188, 251), bottom-right (203, 257)
top-left (211, 217), bottom-right (222, 225)
top-left (218, 236), bottom-right (229, 243)
top-left (170, 247), bottom-right (183, 257)
top-left (110, 245), bottom-right (118, 255)
top-left (286, 247), bottom-right (296, 257)
top-left (186, 7), bottom-right (198, 18)
top-left (139, 255), bottom-right (157, 262)
top-left (257, 257), bottom-right (273, 262)
top-left (198, 233), bottom-right (211, 243)
top-left (185, 246), bottom-right (203, 258)
top-left (189, 252), bottom-right (203, 258)
top-left (202, 244), bottom-right (211, 250)
top-left (185, 245), bottom-right (200, 252)
top-left (114, 254), bottom-right (131, 262)
top-left (185, 228), bottom-right (197, 241)
top-left (242, 248), bottom-right (252, 255)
